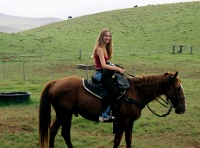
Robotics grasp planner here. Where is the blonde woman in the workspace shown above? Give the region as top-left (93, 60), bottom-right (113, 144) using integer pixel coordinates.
top-left (92, 28), bottom-right (125, 122)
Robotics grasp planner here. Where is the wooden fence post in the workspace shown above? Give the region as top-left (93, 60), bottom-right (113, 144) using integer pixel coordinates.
top-left (2, 62), bottom-right (5, 80)
top-left (52, 64), bottom-right (54, 80)
top-left (132, 65), bottom-right (134, 76)
top-left (172, 45), bottom-right (175, 54)
top-left (79, 49), bottom-right (82, 59)
top-left (178, 44), bottom-right (183, 53)
top-left (86, 64), bottom-right (88, 80)
top-left (23, 62), bottom-right (26, 82)
top-left (190, 46), bottom-right (193, 54)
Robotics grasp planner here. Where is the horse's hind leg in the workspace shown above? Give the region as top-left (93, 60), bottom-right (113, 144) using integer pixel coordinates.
top-left (49, 117), bottom-right (62, 148)
top-left (61, 114), bottom-right (73, 148)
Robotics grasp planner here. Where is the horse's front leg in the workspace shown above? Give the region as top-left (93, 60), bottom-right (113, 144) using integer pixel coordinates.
top-left (113, 119), bottom-right (129, 148)
top-left (125, 120), bottom-right (134, 148)
top-left (113, 132), bottom-right (123, 148)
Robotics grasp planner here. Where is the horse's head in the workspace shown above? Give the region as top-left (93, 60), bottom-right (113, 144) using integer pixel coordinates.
top-left (164, 71), bottom-right (186, 114)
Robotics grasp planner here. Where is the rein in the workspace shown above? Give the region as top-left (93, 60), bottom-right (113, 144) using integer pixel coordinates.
top-left (125, 96), bottom-right (145, 109)
top-left (124, 72), bottom-right (134, 77)
top-left (115, 64), bottom-right (134, 77)
top-left (147, 96), bottom-right (173, 117)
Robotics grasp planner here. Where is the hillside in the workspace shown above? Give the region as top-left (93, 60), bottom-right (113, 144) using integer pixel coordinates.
top-left (0, 1), bottom-right (199, 59)
top-left (0, 13), bottom-right (63, 33)
top-left (0, 1), bottom-right (199, 85)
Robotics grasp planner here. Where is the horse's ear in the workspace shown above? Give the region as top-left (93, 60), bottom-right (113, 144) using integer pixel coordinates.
top-left (174, 71), bottom-right (178, 79)
top-left (168, 71), bottom-right (178, 83)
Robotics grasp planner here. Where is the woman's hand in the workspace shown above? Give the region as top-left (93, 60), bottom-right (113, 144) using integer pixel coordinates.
top-left (117, 67), bottom-right (125, 74)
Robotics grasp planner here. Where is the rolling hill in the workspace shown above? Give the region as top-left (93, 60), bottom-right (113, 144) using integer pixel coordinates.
top-left (0, 1), bottom-right (199, 59)
top-left (0, 13), bottom-right (63, 33)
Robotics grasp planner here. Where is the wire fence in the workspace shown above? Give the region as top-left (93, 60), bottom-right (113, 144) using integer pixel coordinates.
top-left (0, 44), bottom-right (195, 82)
top-left (0, 62), bottom-right (80, 82)
top-left (0, 61), bottom-right (136, 83)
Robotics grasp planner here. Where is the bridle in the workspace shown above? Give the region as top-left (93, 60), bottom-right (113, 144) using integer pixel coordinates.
top-left (123, 71), bottom-right (185, 117)
top-left (147, 96), bottom-right (173, 117)
top-left (147, 79), bottom-right (185, 117)
top-left (166, 82), bottom-right (185, 110)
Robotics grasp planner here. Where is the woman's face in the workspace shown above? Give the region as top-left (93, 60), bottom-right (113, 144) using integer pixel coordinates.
top-left (103, 31), bottom-right (111, 44)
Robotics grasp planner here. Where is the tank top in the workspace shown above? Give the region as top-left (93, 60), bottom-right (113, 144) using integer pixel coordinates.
top-left (95, 55), bottom-right (108, 69)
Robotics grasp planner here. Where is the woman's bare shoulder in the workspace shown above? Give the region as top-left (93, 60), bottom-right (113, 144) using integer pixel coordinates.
top-left (96, 46), bottom-right (103, 53)
top-left (96, 46), bottom-right (102, 50)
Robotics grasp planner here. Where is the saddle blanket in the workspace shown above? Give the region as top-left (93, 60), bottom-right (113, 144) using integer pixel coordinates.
top-left (82, 79), bottom-right (104, 99)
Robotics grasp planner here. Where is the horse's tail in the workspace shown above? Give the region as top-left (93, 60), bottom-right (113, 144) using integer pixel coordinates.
top-left (39, 80), bottom-right (55, 148)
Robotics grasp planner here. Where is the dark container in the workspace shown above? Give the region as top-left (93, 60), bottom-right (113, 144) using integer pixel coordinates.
top-left (0, 92), bottom-right (31, 105)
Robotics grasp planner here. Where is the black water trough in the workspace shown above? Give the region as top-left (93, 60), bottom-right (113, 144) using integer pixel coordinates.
top-left (0, 92), bottom-right (31, 105)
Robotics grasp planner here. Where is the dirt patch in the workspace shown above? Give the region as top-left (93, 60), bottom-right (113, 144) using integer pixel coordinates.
top-left (1, 56), bottom-right (16, 61)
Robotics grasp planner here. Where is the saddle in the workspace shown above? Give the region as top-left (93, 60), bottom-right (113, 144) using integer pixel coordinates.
top-left (83, 73), bottom-right (130, 99)
top-left (82, 79), bottom-right (107, 99)
top-left (83, 76), bottom-right (128, 101)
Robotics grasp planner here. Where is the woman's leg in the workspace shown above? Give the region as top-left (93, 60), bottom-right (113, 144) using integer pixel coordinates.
top-left (99, 76), bottom-right (120, 121)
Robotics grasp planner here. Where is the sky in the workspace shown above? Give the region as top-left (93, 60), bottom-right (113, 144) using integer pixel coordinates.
top-left (0, 0), bottom-right (198, 19)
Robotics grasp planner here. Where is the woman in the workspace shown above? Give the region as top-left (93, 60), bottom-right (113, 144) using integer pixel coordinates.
top-left (92, 28), bottom-right (125, 122)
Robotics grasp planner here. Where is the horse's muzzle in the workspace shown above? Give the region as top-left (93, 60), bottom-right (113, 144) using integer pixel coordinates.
top-left (175, 106), bottom-right (186, 114)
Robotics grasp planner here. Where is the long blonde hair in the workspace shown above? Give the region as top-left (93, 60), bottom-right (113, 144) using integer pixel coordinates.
top-left (92, 28), bottom-right (113, 60)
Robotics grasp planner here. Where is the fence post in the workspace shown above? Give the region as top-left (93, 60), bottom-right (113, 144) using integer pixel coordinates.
top-left (23, 62), bottom-right (26, 82)
top-left (79, 49), bottom-right (82, 59)
top-left (52, 64), bottom-right (54, 80)
top-left (190, 46), bottom-right (193, 54)
top-left (178, 44), bottom-right (183, 53)
top-left (85, 64), bottom-right (88, 80)
top-left (132, 65), bottom-right (134, 76)
top-left (172, 45), bottom-right (175, 54)
top-left (2, 62), bottom-right (5, 80)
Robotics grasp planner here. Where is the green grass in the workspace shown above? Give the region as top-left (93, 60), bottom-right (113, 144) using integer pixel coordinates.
top-left (0, 1), bottom-right (200, 148)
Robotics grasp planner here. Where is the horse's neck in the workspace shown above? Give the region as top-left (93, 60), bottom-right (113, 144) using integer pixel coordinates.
top-left (131, 75), bottom-right (164, 105)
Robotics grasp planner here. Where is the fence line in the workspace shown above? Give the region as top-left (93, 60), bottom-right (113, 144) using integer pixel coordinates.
top-left (1, 44), bottom-right (195, 82)
top-left (0, 61), bottom-right (135, 82)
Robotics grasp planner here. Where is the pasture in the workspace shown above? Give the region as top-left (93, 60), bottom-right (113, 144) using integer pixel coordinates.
top-left (0, 2), bottom-right (200, 148)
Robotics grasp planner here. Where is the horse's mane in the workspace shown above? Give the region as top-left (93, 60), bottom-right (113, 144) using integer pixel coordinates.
top-left (128, 72), bottom-right (173, 103)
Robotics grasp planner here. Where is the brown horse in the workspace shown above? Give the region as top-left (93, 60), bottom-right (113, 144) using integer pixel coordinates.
top-left (39, 71), bottom-right (186, 148)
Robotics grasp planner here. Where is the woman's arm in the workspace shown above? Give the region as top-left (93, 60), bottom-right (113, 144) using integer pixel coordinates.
top-left (96, 47), bottom-right (125, 74)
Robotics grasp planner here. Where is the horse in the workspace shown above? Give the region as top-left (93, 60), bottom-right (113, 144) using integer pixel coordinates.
top-left (39, 71), bottom-right (186, 148)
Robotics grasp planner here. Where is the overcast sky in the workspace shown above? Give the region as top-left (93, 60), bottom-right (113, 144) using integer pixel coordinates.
top-left (0, 0), bottom-right (198, 19)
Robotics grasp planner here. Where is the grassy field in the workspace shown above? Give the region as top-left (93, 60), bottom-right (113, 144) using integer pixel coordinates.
top-left (0, 1), bottom-right (200, 148)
